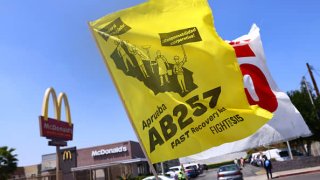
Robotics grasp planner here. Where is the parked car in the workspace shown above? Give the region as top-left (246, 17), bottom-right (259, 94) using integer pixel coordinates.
top-left (184, 165), bottom-right (198, 178)
top-left (277, 149), bottom-right (304, 161)
top-left (200, 164), bottom-right (208, 171)
top-left (256, 148), bottom-right (305, 162)
top-left (184, 163), bottom-right (203, 174)
top-left (165, 164), bottom-right (199, 178)
top-left (217, 164), bottom-right (243, 180)
top-left (250, 152), bottom-right (264, 167)
top-left (142, 175), bottom-right (174, 180)
top-left (165, 166), bottom-right (181, 178)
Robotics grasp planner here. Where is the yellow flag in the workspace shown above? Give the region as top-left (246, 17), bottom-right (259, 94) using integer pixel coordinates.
top-left (89, 0), bottom-right (272, 163)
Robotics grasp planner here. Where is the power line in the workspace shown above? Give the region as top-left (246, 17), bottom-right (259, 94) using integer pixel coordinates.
top-left (294, 72), bottom-right (308, 91)
top-left (314, 69), bottom-right (320, 78)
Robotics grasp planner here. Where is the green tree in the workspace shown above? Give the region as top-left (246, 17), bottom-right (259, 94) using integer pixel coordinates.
top-left (315, 94), bottom-right (320, 118)
top-left (287, 80), bottom-right (320, 155)
top-left (0, 146), bottom-right (18, 180)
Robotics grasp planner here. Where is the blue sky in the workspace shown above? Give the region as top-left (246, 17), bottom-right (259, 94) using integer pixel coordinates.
top-left (0, 0), bottom-right (319, 166)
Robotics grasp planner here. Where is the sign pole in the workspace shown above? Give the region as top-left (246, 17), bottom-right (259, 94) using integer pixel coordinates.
top-left (56, 146), bottom-right (61, 180)
top-left (39, 87), bottom-right (73, 180)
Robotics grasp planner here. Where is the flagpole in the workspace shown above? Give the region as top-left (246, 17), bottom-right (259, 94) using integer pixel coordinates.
top-left (286, 141), bottom-right (293, 160)
top-left (161, 162), bottom-right (164, 175)
top-left (88, 23), bottom-right (159, 180)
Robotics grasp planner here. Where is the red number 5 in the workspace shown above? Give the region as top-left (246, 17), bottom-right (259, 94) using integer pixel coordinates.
top-left (240, 63), bottom-right (278, 113)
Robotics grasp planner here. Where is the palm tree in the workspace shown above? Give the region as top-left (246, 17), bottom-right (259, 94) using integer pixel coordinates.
top-left (0, 146), bottom-right (18, 180)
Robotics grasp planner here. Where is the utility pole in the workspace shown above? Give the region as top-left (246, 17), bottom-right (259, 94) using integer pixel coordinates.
top-left (303, 76), bottom-right (316, 106)
top-left (306, 63), bottom-right (320, 97)
top-left (303, 76), bottom-right (319, 120)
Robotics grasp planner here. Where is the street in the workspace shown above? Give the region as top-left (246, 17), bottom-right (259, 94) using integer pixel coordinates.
top-left (275, 172), bottom-right (320, 180)
top-left (191, 165), bottom-right (320, 180)
top-left (192, 164), bottom-right (263, 180)
top-left (192, 169), bottom-right (217, 180)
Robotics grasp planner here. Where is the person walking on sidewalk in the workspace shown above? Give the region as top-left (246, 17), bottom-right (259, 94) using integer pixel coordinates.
top-left (240, 157), bottom-right (244, 168)
top-left (234, 158), bottom-right (239, 167)
top-left (263, 155), bottom-right (273, 179)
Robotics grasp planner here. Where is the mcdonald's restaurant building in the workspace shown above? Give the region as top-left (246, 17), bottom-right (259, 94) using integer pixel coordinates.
top-left (12, 141), bottom-right (179, 180)
top-left (72, 140), bottom-right (150, 180)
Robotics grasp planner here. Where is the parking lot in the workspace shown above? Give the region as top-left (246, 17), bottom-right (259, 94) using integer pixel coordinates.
top-left (192, 169), bottom-right (217, 179)
top-left (190, 164), bottom-right (263, 180)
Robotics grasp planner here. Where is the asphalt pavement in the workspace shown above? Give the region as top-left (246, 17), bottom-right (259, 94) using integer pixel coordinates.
top-left (192, 164), bottom-right (265, 179)
top-left (245, 166), bottom-right (320, 180)
top-left (193, 160), bottom-right (320, 180)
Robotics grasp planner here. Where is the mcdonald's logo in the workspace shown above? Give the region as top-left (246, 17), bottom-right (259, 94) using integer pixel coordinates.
top-left (62, 150), bottom-right (72, 160)
top-left (39, 87), bottom-right (74, 141)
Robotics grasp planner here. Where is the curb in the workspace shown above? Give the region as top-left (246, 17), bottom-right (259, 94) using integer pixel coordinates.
top-left (275, 169), bottom-right (320, 178)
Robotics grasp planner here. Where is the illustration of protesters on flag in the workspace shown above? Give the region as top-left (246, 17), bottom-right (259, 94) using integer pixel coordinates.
top-left (128, 45), bottom-right (150, 78)
top-left (114, 40), bottom-right (135, 72)
top-left (98, 19), bottom-right (198, 96)
top-left (154, 50), bottom-right (170, 86)
top-left (173, 54), bottom-right (188, 93)
top-left (142, 45), bottom-right (157, 74)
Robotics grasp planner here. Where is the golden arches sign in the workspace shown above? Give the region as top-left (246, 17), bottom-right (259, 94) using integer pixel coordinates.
top-left (62, 150), bottom-right (72, 160)
top-left (42, 87), bottom-right (72, 125)
top-left (39, 87), bottom-right (73, 141)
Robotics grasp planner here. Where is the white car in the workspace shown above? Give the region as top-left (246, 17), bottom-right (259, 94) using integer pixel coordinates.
top-left (165, 165), bottom-right (182, 178)
top-left (142, 175), bottom-right (174, 180)
top-left (263, 148), bottom-right (304, 161)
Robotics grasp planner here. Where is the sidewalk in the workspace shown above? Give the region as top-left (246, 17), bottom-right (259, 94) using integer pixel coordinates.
top-left (245, 166), bottom-right (320, 180)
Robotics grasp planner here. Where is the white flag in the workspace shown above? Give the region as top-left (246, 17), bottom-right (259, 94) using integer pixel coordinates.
top-left (180, 24), bottom-right (312, 162)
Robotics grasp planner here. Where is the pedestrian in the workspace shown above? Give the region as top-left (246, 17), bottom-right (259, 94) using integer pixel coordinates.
top-left (250, 155), bottom-right (255, 165)
top-left (178, 165), bottom-right (187, 180)
top-left (177, 171), bottom-right (186, 180)
top-left (263, 155), bottom-right (273, 179)
top-left (248, 154), bottom-right (252, 165)
top-left (240, 157), bottom-right (244, 168)
top-left (234, 158), bottom-right (239, 167)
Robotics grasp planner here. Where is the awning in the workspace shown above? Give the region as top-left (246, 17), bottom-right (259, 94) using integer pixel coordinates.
top-left (71, 158), bottom-right (148, 172)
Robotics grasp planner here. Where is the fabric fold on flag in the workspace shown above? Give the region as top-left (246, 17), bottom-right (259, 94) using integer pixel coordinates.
top-left (180, 24), bottom-right (312, 163)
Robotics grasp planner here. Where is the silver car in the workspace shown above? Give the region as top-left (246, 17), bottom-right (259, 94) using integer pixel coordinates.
top-left (217, 164), bottom-right (243, 180)
top-left (142, 175), bottom-right (174, 180)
